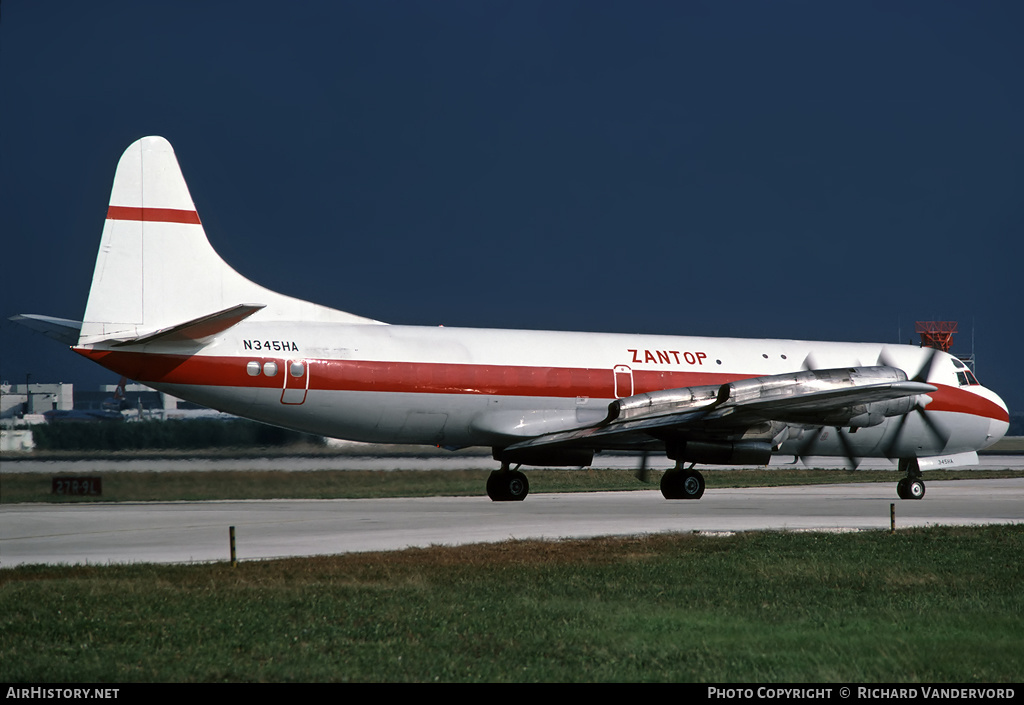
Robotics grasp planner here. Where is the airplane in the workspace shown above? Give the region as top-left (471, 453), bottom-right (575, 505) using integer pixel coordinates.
top-left (41, 376), bottom-right (131, 423)
top-left (12, 136), bottom-right (1010, 501)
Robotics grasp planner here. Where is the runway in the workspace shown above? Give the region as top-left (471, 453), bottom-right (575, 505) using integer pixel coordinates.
top-left (6, 452), bottom-right (1024, 473)
top-left (3, 478), bottom-right (1023, 568)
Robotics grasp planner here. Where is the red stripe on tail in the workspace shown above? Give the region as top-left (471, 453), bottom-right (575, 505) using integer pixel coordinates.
top-left (106, 206), bottom-right (201, 224)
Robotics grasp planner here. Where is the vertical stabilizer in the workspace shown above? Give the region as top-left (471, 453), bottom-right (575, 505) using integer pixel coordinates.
top-left (80, 136), bottom-right (380, 344)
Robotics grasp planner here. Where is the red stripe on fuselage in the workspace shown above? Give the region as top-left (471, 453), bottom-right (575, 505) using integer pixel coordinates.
top-left (72, 349), bottom-right (734, 400)
top-left (106, 206), bottom-right (202, 224)
top-left (71, 348), bottom-right (1010, 423)
top-left (921, 386), bottom-right (1010, 423)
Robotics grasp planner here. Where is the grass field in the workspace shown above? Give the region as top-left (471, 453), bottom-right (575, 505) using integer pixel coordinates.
top-left (2, 526), bottom-right (1022, 682)
top-left (3, 457), bottom-right (1022, 682)
top-left (4, 467), bottom-right (1024, 503)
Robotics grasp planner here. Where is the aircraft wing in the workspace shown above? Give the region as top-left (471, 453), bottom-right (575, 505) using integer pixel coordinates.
top-left (500, 366), bottom-right (936, 457)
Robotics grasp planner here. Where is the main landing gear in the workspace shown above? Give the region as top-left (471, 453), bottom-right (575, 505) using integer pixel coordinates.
top-left (486, 460), bottom-right (708, 501)
top-left (660, 462), bottom-right (706, 500)
top-left (487, 462), bottom-right (530, 502)
top-left (896, 458), bottom-right (926, 500)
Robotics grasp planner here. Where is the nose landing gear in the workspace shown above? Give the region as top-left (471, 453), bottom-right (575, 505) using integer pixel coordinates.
top-left (896, 458), bottom-right (926, 500)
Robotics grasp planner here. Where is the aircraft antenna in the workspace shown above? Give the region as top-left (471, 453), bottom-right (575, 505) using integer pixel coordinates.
top-left (915, 321), bottom-right (956, 352)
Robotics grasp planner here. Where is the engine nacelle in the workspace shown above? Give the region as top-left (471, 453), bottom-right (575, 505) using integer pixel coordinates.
top-left (494, 446), bottom-right (595, 467)
top-left (717, 366), bottom-right (928, 427)
top-left (607, 384), bottom-right (721, 423)
top-left (846, 396), bottom-right (918, 428)
top-left (666, 440), bottom-right (773, 465)
top-left (606, 366), bottom-right (930, 431)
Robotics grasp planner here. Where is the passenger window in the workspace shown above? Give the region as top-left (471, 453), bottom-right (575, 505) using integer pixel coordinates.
top-left (246, 361), bottom-right (261, 376)
top-left (290, 362), bottom-right (305, 377)
top-left (263, 361), bottom-right (279, 377)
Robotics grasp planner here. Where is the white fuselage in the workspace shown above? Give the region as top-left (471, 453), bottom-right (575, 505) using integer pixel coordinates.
top-left (76, 322), bottom-right (1010, 460)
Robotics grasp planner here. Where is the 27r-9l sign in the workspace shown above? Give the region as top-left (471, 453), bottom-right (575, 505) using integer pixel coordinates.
top-left (52, 477), bottom-right (102, 496)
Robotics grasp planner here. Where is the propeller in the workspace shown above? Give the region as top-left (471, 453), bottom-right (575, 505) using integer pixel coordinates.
top-left (797, 353), bottom-right (860, 468)
top-left (877, 346), bottom-right (950, 458)
top-left (795, 345), bottom-right (949, 467)
top-left (876, 345), bottom-right (941, 384)
top-left (795, 425), bottom-right (860, 470)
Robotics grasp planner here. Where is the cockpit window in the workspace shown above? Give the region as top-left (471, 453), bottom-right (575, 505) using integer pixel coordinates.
top-left (956, 369), bottom-right (980, 386)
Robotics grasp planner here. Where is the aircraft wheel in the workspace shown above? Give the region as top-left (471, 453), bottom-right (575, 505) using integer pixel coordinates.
top-left (896, 478), bottom-right (909, 500)
top-left (660, 470), bottom-right (678, 499)
top-left (487, 469), bottom-right (530, 502)
top-left (906, 479), bottom-right (925, 500)
top-left (661, 469), bottom-right (705, 500)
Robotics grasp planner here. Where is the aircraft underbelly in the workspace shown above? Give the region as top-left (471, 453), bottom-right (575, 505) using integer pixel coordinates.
top-left (148, 374), bottom-right (1003, 458)
top-left (155, 384), bottom-right (587, 446)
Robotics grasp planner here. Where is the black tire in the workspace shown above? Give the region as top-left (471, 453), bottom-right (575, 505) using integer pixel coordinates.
top-left (487, 470), bottom-right (530, 502)
top-left (660, 470), bottom-right (680, 499)
top-left (896, 478), bottom-right (909, 500)
top-left (661, 469), bottom-right (705, 500)
top-left (486, 471), bottom-right (505, 501)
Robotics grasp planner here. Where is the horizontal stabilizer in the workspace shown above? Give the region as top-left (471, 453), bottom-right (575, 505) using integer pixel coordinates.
top-left (109, 303), bottom-right (265, 347)
top-left (9, 314), bottom-right (83, 346)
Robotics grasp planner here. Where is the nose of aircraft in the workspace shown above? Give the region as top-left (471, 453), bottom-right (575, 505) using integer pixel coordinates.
top-left (980, 386), bottom-right (1010, 449)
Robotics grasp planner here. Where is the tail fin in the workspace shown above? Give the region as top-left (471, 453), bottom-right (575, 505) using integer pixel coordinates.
top-left (79, 136), bottom-right (380, 345)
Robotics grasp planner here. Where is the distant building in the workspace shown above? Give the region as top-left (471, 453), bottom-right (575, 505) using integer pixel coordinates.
top-left (0, 382), bottom-right (73, 420)
top-left (1, 380), bottom-right (231, 425)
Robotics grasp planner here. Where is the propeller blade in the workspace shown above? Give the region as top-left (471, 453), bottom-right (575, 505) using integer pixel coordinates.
top-left (883, 411), bottom-right (911, 458)
top-left (795, 426), bottom-right (824, 466)
top-left (834, 427), bottom-right (860, 470)
top-left (878, 345), bottom-right (942, 383)
top-left (801, 352), bottom-right (820, 371)
top-left (634, 451), bottom-right (651, 482)
top-left (915, 405), bottom-right (949, 449)
top-left (913, 346), bottom-right (942, 384)
top-left (884, 399), bottom-right (949, 460)
top-left (797, 425), bottom-right (859, 469)
top-left (876, 347), bottom-right (899, 370)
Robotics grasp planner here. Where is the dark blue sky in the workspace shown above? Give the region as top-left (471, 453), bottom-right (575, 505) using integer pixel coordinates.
top-left (2, 2), bottom-right (1022, 412)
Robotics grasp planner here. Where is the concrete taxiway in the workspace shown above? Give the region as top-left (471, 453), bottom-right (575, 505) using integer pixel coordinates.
top-left (6, 452), bottom-right (1023, 474)
top-left (3, 479), bottom-right (1022, 568)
